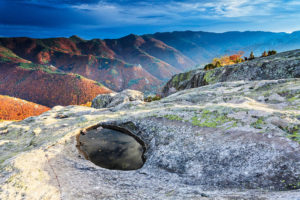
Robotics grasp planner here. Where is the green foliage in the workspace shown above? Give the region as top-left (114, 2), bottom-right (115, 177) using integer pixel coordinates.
top-left (164, 115), bottom-right (183, 121)
top-left (152, 95), bottom-right (162, 101)
top-left (234, 57), bottom-right (244, 63)
top-left (94, 82), bottom-right (104, 87)
top-left (251, 117), bottom-right (265, 129)
top-left (75, 74), bottom-right (82, 80)
top-left (287, 132), bottom-right (300, 144)
top-left (191, 110), bottom-right (233, 128)
top-left (215, 60), bottom-right (221, 68)
top-left (19, 63), bottom-right (37, 69)
top-left (286, 125), bottom-right (300, 144)
top-left (0, 47), bottom-right (22, 63)
top-left (288, 96), bottom-right (298, 102)
top-left (203, 70), bottom-right (216, 84)
top-left (204, 63), bottom-right (215, 71)
top-left (0, 57), bottom-right (11, 63)
top-left (1, 49), bottom-right (19, 59)
top-left (171, 74), bottom-right (179, 84)
top-left (171, 71), bottom-right (193, 87)
top-left (144, 95), bottom-right (162, 102)
top-left (268, 50), bottom-right (277, 56)
top-left (18, 63), bottom-right (65, 75)
top-left (249, 51), bottom-right (255, 60)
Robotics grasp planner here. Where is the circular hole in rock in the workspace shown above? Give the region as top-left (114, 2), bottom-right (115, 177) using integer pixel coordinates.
top-left (78, 125), bottom-right (145, 170)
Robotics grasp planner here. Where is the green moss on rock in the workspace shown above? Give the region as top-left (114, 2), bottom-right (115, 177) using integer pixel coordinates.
top-left (190, 109), bottom-right (234, 128)
top-left (164, 115), bottom-right (183, 121)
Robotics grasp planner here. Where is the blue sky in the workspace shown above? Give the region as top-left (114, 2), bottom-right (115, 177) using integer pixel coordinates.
top-left (0, 0), bottom-right (299, 39)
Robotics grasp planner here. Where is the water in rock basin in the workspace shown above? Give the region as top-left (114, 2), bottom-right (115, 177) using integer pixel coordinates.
top-left (79, 126), bottom-right (145, 170)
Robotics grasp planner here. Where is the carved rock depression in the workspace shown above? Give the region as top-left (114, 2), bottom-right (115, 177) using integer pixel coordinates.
top-left (78, 125), bottom-right (146, 170)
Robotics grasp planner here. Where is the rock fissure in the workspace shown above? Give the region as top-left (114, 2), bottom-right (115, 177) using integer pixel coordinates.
top-left (45, 153), bottom-right (62, 200)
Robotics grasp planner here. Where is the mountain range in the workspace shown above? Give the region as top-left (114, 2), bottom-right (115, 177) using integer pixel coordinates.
top-left (149, 31), bottom-right (300, 64)
top-left (0, 30), bottom-right (299, 107)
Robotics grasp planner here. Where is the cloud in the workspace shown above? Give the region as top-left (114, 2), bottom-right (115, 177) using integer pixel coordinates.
top-left (0, 0), bottom-right (299, 38)
top-left (10, 0), bottom-right (101, 5)
top-left (70, 0), bottom-right (294, 24)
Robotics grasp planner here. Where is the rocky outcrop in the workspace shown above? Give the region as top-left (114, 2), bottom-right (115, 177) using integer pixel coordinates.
top-left (1, 79), bottom-right (300, 199)
top-left (162, 49), bottom-right (300, 96)
top-left (91, 89), bottom-right (144, 109)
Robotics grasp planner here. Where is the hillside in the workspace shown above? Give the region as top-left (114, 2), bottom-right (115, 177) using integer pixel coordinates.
top-left (0, 35), bottom-right (193, 92)
top-left (0, 46), bottom-right (112, 107)
top-left (104, 34), bottom-right (193, 79)
top-left (0, 95), bottom-right (50, 120)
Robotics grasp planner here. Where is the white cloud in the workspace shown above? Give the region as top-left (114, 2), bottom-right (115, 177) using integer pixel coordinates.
top-left (72, 1), bottom-right (176, 26)
top-left (70, 0), bottom-right (300, 30)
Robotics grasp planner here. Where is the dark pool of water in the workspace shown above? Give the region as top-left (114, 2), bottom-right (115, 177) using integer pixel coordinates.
top-left (78, 127), bottom-right (145, 170)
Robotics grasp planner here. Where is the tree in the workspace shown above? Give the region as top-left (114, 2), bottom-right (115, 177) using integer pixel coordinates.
top-left (249, 52), bottom-right (255, 60)
top-left (204, 63), bottom-right (215, 71)
top-left (268, 50), bottom-right (277, 56)
top-left (212, 58), bottom-right (221, 67)
top-left (261, 51), bottom-right (268, 57)
top-left (229, 54), bottom-right (244, 64)
top-left (204, 52), bottom-right (246, 71)
top-left (215, 60), bottom-right (221, 68)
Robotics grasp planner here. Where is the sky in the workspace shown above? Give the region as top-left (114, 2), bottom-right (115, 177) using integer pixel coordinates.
top-left (0, 0), bottom-right (300, 39)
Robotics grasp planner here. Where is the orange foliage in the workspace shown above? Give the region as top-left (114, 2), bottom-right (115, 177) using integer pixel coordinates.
top-left (0, 95), bottom-right (50, 120)
top-left (80, 102), bottom-right (92, 107)
top-left (0, 64), bottom-right (112, 107)
top-left (205, 52), bottom-right (244, 70)
top-left (212, 51), bottom-right (244, 67)
top-left (0, 36), bottom-right (168, 92)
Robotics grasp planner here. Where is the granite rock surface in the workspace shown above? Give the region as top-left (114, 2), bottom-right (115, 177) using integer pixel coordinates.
top-left (1, 79), bottom-right (300, 200)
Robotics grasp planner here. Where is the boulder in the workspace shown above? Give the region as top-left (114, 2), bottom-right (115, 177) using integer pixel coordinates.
top-left (92, 89), bottom-right (144, 109)
top-left (1, 79), bottom-right (300, 199)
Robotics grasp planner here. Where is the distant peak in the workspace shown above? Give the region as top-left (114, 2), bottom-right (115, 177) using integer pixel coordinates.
top-left (70, 35), bottom-right (80, 38)
top-left (69, 35), bottom-right (85, 42)
top-left (121, 33), bottom-right (140, 40)
top-left (118, 33), bottom-right (145, 46)
top-left (128, 33), bottom-right (138, 37)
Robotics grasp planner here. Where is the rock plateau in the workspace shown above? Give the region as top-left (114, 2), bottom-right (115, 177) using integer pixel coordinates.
top-left (0, 78), bottom-right (300, 199)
